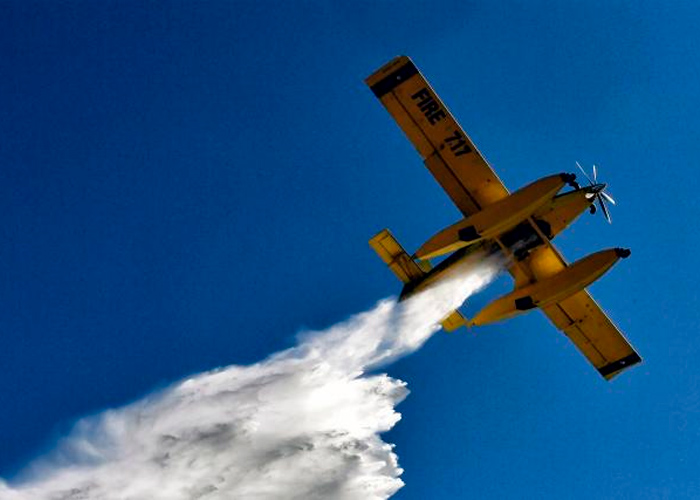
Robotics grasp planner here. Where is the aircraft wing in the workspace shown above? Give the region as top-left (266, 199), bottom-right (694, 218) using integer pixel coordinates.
top-left (514, 244), bottom-right (642, 380)
top-left (366, 56), bottom-right (509, 217)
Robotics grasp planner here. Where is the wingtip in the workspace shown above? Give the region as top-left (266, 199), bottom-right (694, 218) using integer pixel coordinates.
top-left (615, 248), bottom-right (631, 259)
top-left (598, 352), bottom-right (642, 380)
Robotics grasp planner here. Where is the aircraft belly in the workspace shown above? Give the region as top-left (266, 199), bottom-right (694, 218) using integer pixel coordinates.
top-left (400, 242), bottom-right (490, 299)
top-left (415, 174), bottom-right (568, 260)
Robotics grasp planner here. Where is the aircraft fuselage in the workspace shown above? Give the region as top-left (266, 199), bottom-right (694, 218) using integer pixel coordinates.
top-left (400, 178), bottom-right (613, 300)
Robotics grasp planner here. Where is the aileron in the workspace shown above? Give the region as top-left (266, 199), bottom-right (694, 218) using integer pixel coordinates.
top-left (543, 291), bottom-right (641, 379)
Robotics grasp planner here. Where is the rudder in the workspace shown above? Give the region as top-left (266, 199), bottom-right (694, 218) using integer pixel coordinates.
top-left (369, 229), bottom-right (426, 284)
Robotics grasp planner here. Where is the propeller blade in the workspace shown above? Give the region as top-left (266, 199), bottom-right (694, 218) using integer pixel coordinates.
top-left (576, 162), bottom-right (593, 185)
top-left (598, 195), bottom-right (612, 224)
top-left (592, 164), bottom-right (598, 183)
top-left (601, 190), bottom-right (616, 205)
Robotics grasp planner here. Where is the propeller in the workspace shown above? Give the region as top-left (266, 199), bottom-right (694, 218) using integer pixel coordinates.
top-left (576, 162), bottom-right (616, 223)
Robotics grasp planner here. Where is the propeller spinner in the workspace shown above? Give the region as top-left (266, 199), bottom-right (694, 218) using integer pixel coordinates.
top-left (576, 162), bottom-right (616, 223)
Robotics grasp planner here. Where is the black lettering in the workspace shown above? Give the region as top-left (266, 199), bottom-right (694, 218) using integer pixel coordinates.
top-left (412, 88), bottom-right (447, 126)
top-left (445, 130), bottom-right (464, 144)
top-left (420, 99), bottom-right (440, 116)
top-left (454, 143), bottom-right (473, 156)
top-left (444, 130), bottom-right (472, 156)
top-left (449, 139), bottom-right (467, 151)
top-left (428, 109), bottom-right (446, 124)
top-left (411, 88), bottom-right (431, 104)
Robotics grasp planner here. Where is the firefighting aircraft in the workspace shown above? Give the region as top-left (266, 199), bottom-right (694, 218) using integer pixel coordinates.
top-left (366, 56), bottom-right (641, 380)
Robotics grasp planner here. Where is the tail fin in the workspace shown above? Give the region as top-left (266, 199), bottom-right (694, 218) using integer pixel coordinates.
top-left (370, 229), bottom-right (467, 332)
top-left (369, 229), bottom-right (427, 284)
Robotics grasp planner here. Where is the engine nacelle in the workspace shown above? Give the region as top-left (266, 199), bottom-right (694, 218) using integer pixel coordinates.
top-left (415, 173), bottom-right (574, 260)
top-left (470, 247), bottom-right (631, 326)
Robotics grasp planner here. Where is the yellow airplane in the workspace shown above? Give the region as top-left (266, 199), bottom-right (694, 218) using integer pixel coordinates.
top-left (366, 56), bottom-right (641, 380)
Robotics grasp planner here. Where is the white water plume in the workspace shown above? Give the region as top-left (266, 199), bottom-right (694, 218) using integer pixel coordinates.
top-left (1, 254), bottom-right (501, 500)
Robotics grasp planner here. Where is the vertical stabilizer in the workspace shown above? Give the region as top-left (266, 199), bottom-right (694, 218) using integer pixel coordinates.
top-left (369, 229), bottom-right (426, 284)
top-left (369, 229), bottom-right (467, 332)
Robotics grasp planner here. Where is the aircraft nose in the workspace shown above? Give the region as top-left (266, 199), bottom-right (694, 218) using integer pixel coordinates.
top-left (589, 183), bottom-right (607, 194)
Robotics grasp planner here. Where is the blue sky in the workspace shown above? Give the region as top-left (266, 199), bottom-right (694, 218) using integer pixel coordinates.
top-left (1, 1), bottom-right (699, 497)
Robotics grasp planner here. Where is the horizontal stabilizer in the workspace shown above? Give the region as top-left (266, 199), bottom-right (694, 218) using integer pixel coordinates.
top-left (369, 229), bottom-right (428, 284)
top-left (441, 310), bottom-right (467, 332)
